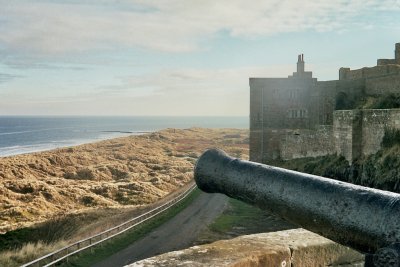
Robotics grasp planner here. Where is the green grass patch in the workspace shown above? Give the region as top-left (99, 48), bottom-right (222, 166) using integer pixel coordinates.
top-left (200, 198), bottom-right (293, 244)
top-left (209, 198), bottom-right (266, 233)
top-left (61, 188), bottom-right (201, 267)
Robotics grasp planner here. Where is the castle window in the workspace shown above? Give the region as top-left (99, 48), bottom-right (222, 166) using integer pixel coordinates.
top-left (287, 109), bottom-right (308, 119)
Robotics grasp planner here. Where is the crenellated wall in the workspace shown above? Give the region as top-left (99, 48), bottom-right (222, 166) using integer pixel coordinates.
top-left (339, 65), bottom-right (400, 81)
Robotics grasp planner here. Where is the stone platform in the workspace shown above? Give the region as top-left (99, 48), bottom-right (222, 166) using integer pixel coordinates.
top-left (129, 229), bottom-right (364, 267)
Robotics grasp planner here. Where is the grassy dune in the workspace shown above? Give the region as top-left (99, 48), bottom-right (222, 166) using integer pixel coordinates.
top-left (0, 128), bottom-right (248, 233)
top-left (0, 127), bottom-right (248, 265)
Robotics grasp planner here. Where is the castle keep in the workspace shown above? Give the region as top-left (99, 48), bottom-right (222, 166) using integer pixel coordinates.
top-left (250, 43), bottom-right (400, 163)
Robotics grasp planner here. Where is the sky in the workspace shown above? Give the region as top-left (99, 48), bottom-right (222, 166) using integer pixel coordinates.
top-left (0, 0), bottom-right (399, 116)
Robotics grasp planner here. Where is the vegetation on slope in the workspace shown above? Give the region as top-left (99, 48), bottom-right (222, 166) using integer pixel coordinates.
top-left (336, 93), bottom-right (400, 110)
top-left (368, 94), bottom-right (400, 109)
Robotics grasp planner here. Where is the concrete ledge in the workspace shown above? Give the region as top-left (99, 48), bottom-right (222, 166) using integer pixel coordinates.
top-left (129, 229), bottom-right (364, 267)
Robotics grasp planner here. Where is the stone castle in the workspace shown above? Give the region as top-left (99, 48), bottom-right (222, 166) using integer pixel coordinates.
top-left (249, 43), bottom-right (400, 163)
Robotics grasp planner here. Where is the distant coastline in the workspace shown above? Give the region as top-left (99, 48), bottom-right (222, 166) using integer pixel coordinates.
top-left (0, 116), bottom-right (248, 157)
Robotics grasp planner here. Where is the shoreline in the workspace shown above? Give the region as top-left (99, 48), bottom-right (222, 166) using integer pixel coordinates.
top-left (0, 131), bottom-right (146, 158)
top-left (0, 116), bottom-right (248, 159)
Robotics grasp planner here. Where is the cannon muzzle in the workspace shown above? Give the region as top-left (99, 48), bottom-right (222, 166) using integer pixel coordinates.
top-left (194, 149), bottom-right (400, 256)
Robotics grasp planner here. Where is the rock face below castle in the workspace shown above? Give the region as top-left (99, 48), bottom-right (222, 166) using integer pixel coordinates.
top-left (250, 43), bottom-right (400, 163)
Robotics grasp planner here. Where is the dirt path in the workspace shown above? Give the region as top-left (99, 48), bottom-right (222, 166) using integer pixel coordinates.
top-left (93, 192), bottom-right (228, 267)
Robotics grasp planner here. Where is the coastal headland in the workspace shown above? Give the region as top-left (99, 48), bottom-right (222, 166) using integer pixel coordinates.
top-left (0, 128), bottom-right (248, 233)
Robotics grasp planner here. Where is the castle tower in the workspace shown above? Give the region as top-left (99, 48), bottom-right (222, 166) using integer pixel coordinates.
top-left (396, 43), bottom-right (400, 63)
top-left (297, 54), bottom-right (305, 73)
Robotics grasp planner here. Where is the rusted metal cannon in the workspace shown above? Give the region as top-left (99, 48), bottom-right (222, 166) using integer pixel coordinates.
top-left (194, 149), bottom-right (400, 267)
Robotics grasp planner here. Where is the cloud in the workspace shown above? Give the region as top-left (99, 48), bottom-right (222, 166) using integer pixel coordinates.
top-left (0, 65), bottom-right (296, 115)
top-left (0, 73), bottom-right (23, 83)
top-left (78, 65), bottom-right (295, 116)
top-left (0, 0), bottom-right (399, 57)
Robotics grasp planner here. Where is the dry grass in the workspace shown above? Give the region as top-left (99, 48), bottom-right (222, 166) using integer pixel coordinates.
top-left (0, 240), bottom-right (67, 267)
top-left (0, 128), bottom-right (249, 233)
top-left (0, 185), bottom-right (193, 266)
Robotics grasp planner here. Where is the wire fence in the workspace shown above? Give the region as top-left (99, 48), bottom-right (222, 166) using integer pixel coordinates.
top-left (21, 184), bottom-right (197, 267)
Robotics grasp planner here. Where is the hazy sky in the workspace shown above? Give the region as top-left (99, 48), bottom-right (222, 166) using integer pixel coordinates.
top-left (0, 1), bottom-right (399, 116)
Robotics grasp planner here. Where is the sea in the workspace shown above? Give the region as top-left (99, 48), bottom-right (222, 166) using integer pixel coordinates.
top-left (0, 116), bottom-right (248, 157)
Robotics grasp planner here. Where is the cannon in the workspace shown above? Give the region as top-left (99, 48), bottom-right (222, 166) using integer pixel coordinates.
top-left (194, 149), bottom-right (400, 267)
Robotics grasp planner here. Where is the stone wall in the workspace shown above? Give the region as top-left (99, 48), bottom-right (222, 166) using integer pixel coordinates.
top-left (333, 110), bottom-right (362, 162)
top-left (365, 73), bottom-right (400, 95)
top-left (361, 109), bottom-right (400, 156)
top-left (250, 107), bottom-right (400, 162)
top-left (377, 59), bottom-right (396, 65)
top-left (314, 80), bottom-right (337, 125)
top-left (340, 62), bottom-right (400, 81)
top-left (280, 109), bottom-right (400, 163)
top-left (249, 77), bottom-right (318, 130)
top-left (131, 229), bottom-right (364, 267)
top-left (280, 126), bottom-right (334, 160)
top-left (249, 76), bottom-right (319, 162)
top-left (249, 83), bottom-right (263, 162)
top-left (333, 109), bottom-right (400, 162)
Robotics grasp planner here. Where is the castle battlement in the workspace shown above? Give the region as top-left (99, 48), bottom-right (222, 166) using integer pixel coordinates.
top-left (340, 43), bottom-right (400, 80)
top-left (377, 42), bottom-right (400, 65)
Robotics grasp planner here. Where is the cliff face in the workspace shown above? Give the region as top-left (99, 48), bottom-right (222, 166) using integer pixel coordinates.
top-left (0, 128), bottom-right (248, 233)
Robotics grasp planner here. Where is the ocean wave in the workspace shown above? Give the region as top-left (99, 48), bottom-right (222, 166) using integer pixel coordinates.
top-left (0, 127), bottom-right (75, 136)
top-left (0, 144), bottom-right (55, 157)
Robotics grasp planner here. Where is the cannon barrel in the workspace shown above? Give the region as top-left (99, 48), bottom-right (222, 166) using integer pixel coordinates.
top-left (194, 149), bottom-right (400, 254)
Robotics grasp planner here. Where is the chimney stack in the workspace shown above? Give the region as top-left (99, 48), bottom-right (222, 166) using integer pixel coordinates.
top-left (297, 54), bottom-right (305, 73)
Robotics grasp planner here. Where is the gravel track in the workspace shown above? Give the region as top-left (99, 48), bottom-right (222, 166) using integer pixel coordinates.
top-left (93, 192), bottom-right (228, 267)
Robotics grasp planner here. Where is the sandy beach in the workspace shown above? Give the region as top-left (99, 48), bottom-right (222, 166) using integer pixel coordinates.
top-left (0, 128), bottom-right (248, 233)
